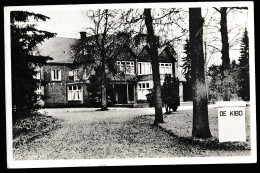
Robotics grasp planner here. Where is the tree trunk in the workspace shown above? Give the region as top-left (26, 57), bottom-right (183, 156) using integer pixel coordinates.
top-left (100, 49), bottom-right (107, 110)
top-left (189, 8), bottom-right (212, 139)
top-left (100, 51), bottom-right (108, 110)
top-left (101, 84), bottom-right (107, 110)
top-left (204, 41), bottom-right (209, 100)
top-left (143, 9), bottom-right (163, 124)
top-left (220, 7), bottom-right (231, 101)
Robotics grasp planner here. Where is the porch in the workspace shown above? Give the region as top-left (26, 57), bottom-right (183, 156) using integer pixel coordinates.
top-left (111, 81), bottom-right (136, 105)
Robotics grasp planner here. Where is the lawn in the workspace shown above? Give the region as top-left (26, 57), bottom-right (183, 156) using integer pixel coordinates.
top-left (150, 106), bottom-right (251, 154)
top-left (157, 106), bottom-right (251, 141)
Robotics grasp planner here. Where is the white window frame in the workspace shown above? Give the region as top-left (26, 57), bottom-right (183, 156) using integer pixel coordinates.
top-left (137, 81), bottom-right (153, 100)
top-left (117, 61), bottom-right (134, 74)
top-left (137, 62), bottom-right (152, 75)
top-left (159, 63), bottom-right (172, 75)
top-left (83, 48), bottom-right (88, 55)
top-left (51, 69), bottom-right (61, 81)
top-left (34, 71), bottom-right (41, 79)
top-left (73, 69), bottom-right (79, 81)
top-left (67, 85), bottom-right (83, 101)
top-left (69, 70), bottom-right (73, 76)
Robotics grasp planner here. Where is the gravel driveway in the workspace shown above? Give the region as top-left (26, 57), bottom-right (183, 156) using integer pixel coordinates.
top-left (13, 107), bottom-right (250, 160)
top-left (13, 108), bottom-right (155, 160)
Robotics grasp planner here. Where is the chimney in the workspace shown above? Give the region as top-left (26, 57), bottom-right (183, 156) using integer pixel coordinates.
top-left (80, 32), bottom-right (86, 40)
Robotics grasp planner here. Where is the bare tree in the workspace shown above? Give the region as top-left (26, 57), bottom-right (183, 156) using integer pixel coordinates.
top-left (73, 9), bottom-right (130, 110)
top-left (212, 7), bottom-right (248, 101)
top-left (189, 8), bottom-right (212, 138)
top-left (143, 8), bottom-right (164, 124)
top-left (121, 8), bottom-right (188, 124)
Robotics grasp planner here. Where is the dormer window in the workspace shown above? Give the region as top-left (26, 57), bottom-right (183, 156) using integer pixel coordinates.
top-left (117, 61), bottom-right (134, 74)
top-left (137, 62), bottom-right (152, 75)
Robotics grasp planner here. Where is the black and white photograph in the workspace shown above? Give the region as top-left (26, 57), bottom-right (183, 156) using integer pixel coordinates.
top-left (4, 1), bottom-right (256, 168)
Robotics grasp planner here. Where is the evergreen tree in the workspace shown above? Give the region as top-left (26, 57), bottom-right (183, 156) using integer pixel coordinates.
top-left (86, 66), bottom-right (116, 107)
top-left (207, 60), bottom-right (239, 101)
top-left (238, 29), bottom-right (250, 101)
top-left (146, 74), bottom-right (180, 114)
top-left (207, 64), bottom-right (222, 100)
top-left (161, 74), bottom-right (180, 113)
top-left (11, 11), bottom-right (55, 118)
top-left (181, 38), bottom-right (192, 101)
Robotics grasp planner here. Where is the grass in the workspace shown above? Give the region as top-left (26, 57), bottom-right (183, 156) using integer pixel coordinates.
top-left (154, 106), bottom-right (251, 151)
top-left (119, 114), bottom-right (250, 157)
top-left (13, 112), bottom-right (63, 149)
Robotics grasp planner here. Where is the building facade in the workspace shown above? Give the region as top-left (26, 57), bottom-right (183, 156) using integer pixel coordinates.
top-left (34, 34), bottom-right (186, 107)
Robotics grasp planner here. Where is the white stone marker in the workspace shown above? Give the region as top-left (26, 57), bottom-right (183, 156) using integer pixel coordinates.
top-left (216, 101), bottom-right (246, 142)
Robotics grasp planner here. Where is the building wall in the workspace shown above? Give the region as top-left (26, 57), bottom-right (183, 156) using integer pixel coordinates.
top-left (42, 63), bottom-right (91, 106)
top-left (43, 64), bottom-right (67, 106)
top-left (44, 82), bottom-right (66, 106)
top-left (41, 54), bottom-right (184, 106)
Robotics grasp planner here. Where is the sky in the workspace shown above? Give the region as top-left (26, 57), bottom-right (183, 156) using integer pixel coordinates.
top-left (24, 3), bottom-right (250, 67)
top-left (35, 9), bottom-right (87, 38)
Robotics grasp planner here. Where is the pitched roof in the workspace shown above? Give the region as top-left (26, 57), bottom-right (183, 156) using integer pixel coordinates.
top-left (132, 45), bottom-right (144, 55)
top-left (158, 49), bottom-right (175, 63)
top-left (35, 37), bottom-right (78, 63)
top-left (35, 37), bottom-right (176, 64)
top-left (137, 45), bottom-right (175, 63)
top-left (137, 46), bottom-right (151, 62)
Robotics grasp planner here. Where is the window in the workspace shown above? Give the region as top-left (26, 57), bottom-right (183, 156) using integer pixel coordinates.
top-left (126, 61), bottom-right (134, 74)
top-left (67, 85), bottom-right (82, 101)
top-left (69, 70), bottom-right (73, 76)
top-left (137, 62), bottom-right (152, 75)
top-left (159, 63), bottom-right (172, 74)
top-left (137, 81), bottom-right (153, 100)
top-left (36, 71), bottom-right (41, 79)
top-left (117, 61), bottom-right (134, 74)
top-left (83, 69), bottom-right (87, 80)
top-left (34, 71), bottom-right (41, 79)
top-left (51, 69), bottom-right (61, 81)
top-left (34, 83), bottom-right (43, 100)
top-left (83, 48), bottom-right (88, 55)
top-left (73, 69), bottom-right (79, 81)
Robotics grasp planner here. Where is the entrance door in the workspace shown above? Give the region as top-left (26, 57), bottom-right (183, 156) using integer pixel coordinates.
top-left (115, 84), bottom-right (127, 104)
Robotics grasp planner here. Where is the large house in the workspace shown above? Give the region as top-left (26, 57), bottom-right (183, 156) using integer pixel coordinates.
top-left (34, 32), bottom-right (186, 107)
